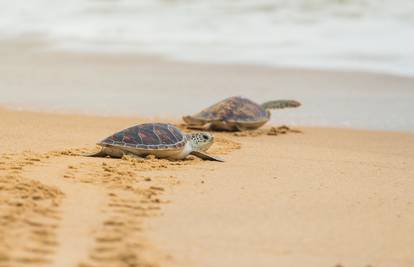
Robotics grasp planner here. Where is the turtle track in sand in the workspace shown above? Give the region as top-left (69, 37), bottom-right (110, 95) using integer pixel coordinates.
top-left (0, 136), bottom-right (240, 267)
top-left (21, 156), bottom-right (107, 267)
top-left (0, 152), bottom-right (63, 266)
top-left (66, 157), bottom-right (176, 267)
top-left (0, 151), bottom-right (175, 267)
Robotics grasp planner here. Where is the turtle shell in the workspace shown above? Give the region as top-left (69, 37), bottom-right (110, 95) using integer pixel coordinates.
top-left (193, 96), bottom-right (269, 123)
top-left (100, 123), bottom-right (186, 150)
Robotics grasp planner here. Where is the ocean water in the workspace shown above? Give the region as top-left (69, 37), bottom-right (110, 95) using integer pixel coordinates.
top-left (0, 0), bottom-right (414, 76)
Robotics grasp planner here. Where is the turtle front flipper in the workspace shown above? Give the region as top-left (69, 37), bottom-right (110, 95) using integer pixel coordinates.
top-left (190, 151), bottom-right (224, 162)
top-left (261, 100), bottom-right (301, 110)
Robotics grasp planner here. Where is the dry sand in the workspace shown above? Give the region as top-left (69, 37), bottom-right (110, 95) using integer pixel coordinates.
top-left (0, 107), bottom-right (414, 267)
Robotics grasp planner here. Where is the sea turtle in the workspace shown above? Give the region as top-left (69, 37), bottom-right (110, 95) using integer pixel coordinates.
top-left (183, 96), bottom-right (301, 131)
top-left (86, 123), bottom-right (223, 162)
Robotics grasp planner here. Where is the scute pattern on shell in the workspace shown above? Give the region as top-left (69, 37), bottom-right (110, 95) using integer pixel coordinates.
top-left (194, 96), bottom-right (269, 123)
top-left (100, 123), bottom-right (186, 150)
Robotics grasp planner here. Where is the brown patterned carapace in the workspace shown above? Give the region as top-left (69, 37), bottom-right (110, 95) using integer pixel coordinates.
top-left (100, 123), bottom-right (186, 150)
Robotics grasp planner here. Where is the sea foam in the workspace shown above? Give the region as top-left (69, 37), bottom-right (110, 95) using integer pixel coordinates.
top-left (0, 0), bottom-right (413, 76)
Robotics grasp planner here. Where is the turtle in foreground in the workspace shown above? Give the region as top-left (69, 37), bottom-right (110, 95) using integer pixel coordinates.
top-left (183, 96), bottom-right (301, 131)
top-left (86, 123), bottom-right (223, 162)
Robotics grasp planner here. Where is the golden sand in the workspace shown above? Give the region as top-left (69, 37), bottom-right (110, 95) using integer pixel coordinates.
top-left (1, 107), bottom-right (414, 267)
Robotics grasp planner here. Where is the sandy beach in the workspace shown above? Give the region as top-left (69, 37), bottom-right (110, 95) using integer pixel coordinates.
top-left (1, 39), bottom-right (414, 267)
top-left (1, 108), bottom-right (414, 267)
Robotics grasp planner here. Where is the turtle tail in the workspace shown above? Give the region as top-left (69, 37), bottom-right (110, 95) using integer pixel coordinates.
top-left (261, 100), bottom-right (301, 110)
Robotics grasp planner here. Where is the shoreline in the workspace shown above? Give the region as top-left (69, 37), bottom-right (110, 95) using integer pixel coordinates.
top-left (5, 109), bottom-right (414, 136)
top-left (1, 38), bottom-right (414, 132)
top-left (1, 107), bottom-right (414, 267)
top-left (1, 105), bottom-right (413, 136)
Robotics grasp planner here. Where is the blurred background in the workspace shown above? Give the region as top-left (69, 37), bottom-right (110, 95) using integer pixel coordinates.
top-left (1, 0), bottom-right (414, 74)
top-left (0, 0), bottom-right (413, 131)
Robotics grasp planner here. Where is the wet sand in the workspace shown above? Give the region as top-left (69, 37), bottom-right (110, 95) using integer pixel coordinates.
top-left (1, 107), bottom-right (414, 267)
top-left (1, 38), bottom-right (414, 131)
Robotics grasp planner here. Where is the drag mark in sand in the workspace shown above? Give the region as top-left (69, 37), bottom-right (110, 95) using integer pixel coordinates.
top-left (64, 135), bottom-right (239, 267)
top-left (22, 157), bottom-right (107, 267)
top-left (0, 152), bottom-right (63, 266)
top-left (67, 158), bottom-right (171, 267)
top-left (0, 136), bottom-right (239, 267)
top-left (0, 151), bottom-right (169, 267)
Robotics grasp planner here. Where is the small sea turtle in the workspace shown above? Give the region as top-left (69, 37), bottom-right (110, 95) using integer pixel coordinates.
top-left (87, 123), bottom-right (223, 162)
top-left (183, 96), bottom-right (301, 131)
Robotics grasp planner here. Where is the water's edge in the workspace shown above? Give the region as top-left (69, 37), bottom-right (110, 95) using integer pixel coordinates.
top-left (1, 38), bottom-right (413, 133)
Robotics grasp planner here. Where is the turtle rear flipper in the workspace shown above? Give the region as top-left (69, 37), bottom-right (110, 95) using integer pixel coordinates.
top-left (83, 149), bottom-right (107, 157)
top-left (183, 115), bottom-right (211, 130)
top-left (183, 115), bottom-right (207, 126)
top-left (261, 100), bottom-right (301, 110)
top-left (190, 151), bottom-right (224, 162)
top-left (186, 124), bottom-right (210, 130)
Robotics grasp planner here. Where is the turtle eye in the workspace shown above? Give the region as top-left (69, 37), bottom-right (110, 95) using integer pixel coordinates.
top-left (202, 134), bottom-right (209, 140)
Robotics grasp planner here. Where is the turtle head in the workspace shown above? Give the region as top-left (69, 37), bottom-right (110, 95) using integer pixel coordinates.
top-left (188, 132), bottom-right (214, 151)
